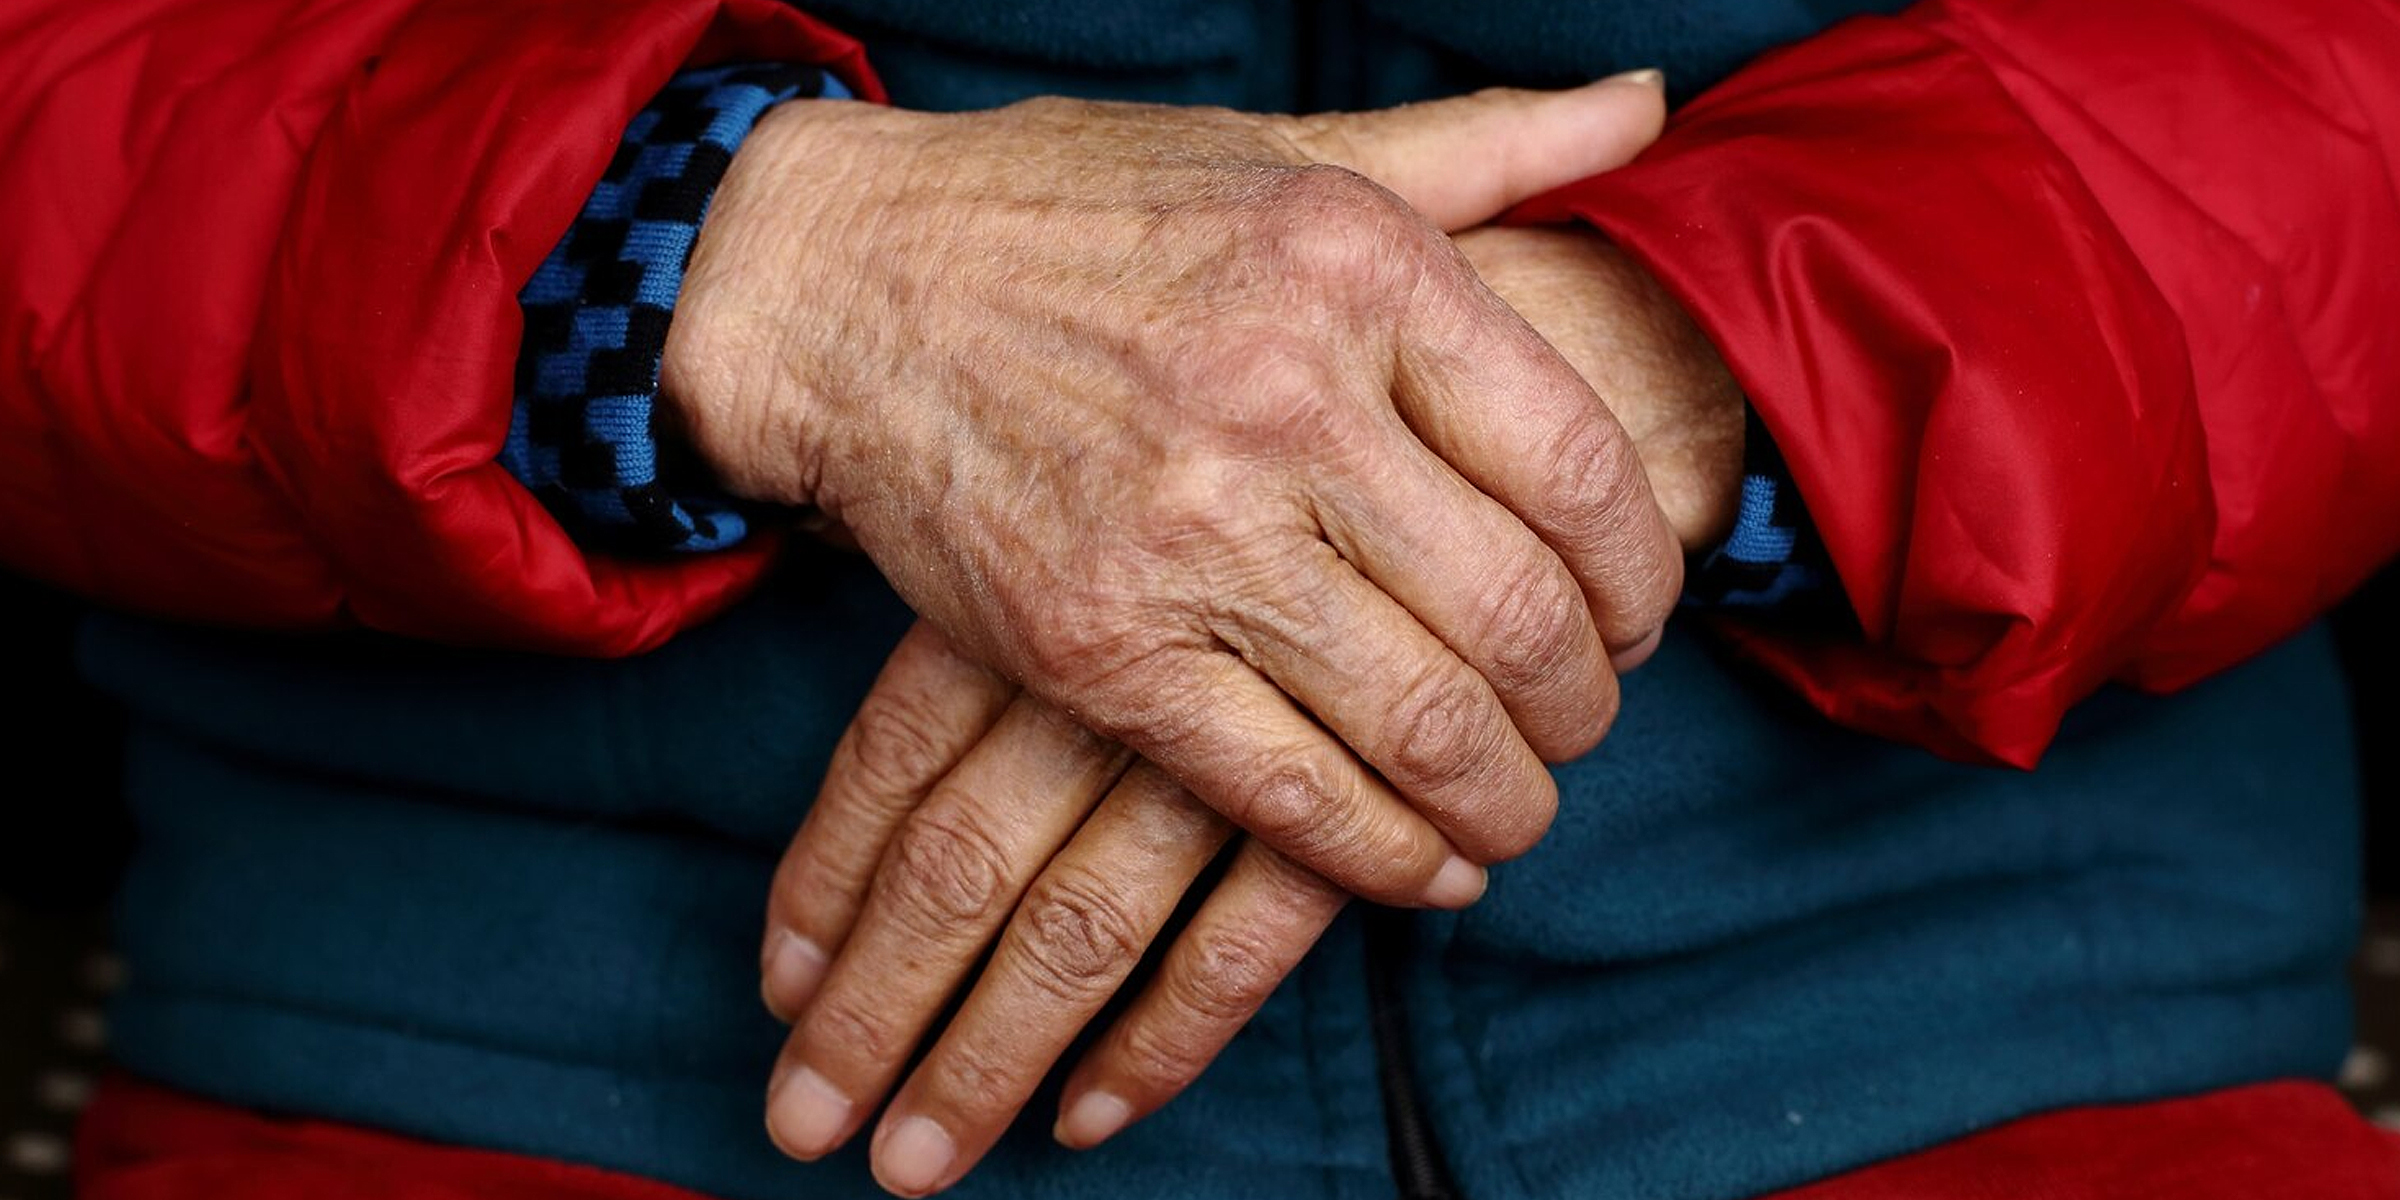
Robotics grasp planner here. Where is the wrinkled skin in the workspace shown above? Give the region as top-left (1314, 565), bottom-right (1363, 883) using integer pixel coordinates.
top-left (708, 84), bottom-right (1742, 1195)
top-left (666, 86), bottom-right (1686, 929)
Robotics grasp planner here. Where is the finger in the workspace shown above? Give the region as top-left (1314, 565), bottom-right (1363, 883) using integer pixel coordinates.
top-left (1053, 842), bottom-right (1348, 1149)
top-left (1609, 625), bottom-right (1664, 673)
top-left (764, 621), bottom-right (1015, 1022)
top-left (1214, 534), bottom-right (1560, 864)
top-left (1313, 423), bottom-right (1619, 761)
top-left (765, 698), bottom-right (1131, 1162)
top-left (1392, 262), bottom-right (1685, 680)
top-left (1453, 224), bottom-right (1750, 562)
top-left (866, 766), bottom-right (1230, 1196)
top-left (1276, 72), bottom-right (1667, 231)
top-left (1115, 647), bottom-right (1484, 909)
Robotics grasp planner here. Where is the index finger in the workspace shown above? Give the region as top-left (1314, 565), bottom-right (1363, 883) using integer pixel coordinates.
top-left (1392, 262), bottom-right (1684, 669)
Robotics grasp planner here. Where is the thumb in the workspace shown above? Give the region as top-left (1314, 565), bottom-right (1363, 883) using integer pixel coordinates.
top-left (1274, 71), bottom-right (1667, 231)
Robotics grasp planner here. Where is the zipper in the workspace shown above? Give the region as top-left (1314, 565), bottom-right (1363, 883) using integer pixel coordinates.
top-left (1364, 906), bottom-right (1463, 1200)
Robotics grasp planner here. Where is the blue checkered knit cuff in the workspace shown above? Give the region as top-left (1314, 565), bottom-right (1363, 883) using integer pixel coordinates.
top-left (1683, 408), bottom-right (1836, 611)
top-left (504, 62), bottom-right (851, 553)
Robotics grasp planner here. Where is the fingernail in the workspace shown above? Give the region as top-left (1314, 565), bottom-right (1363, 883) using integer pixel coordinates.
top-left (1425, 855), bottom-right (1488, 908)
top-left (875, 1115), bottom-right (956, 1196)
top-left (765, 1065), bottom-right (852, 1160)
top-left (1604, 67), bottom-right (1666, 89)
top-left (1056, 1091), bottom-right (1132, 1148)
top-left (761, 929), bottom-right (829, 1022)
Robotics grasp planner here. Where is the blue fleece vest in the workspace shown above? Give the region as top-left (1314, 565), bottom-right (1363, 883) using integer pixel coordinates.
top-left (86, 5), bottom-right (2360, 1197)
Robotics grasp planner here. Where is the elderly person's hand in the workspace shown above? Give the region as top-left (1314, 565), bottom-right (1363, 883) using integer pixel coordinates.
top-left (756, 214), bottom-right (1744, 1195)
top-left (665, 81), bottom-right (1682, 922)
top-left (1450, 224), bottom-right (1745, 551)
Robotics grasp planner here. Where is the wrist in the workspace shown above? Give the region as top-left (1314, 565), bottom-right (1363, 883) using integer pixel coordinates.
top-left (507, 61), bottom-right (842, 554)
top-left (661, 99), bottom-right (908, 512)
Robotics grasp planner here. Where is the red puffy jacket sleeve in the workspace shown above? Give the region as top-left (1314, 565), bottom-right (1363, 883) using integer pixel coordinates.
top-left (1518, 0), bottom-right (2400, 766)
top-left (0, 0), bottom-right (878, 655)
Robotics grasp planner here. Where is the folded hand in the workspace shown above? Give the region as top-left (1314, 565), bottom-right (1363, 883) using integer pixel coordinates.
top-left (754, 175), bottom-right (1744, 1198)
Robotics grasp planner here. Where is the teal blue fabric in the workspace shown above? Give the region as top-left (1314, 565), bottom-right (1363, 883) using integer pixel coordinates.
top-left (790, 0), bottom-right (1908, 112)
top-left (86, 551), bottom-right (2358, 1200)
top-left (85, 4), bottom-right (2361, 1198)
top-left (506, 63), bottom-right (847, 553)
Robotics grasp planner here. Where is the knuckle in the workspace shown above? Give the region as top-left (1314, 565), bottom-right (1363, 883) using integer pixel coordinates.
top-left (1208, 333), bottom-right (1326, 406)
top-left (1240, 766), bottom-right (1427, 900)
top-left (1007, 871), bottom-right (1149, 1002)
top-left (1539, 414), bottom-right (1650, 554)
top-left (1127, 440), bottom-right (1257, 545)
top-left (806, 993), bottom-right (901, 1065)
top-left (1258, 166), bottom-right (1417, 294)
top-left (838, 692), bottom-right (956, 799)
top-left (1236, 751), bottom-right (1353, 862)
top-left (1383, 664), bottom-right (1503, 794)
top-left (929, 1042), bottom-right (1019, 1114)
top-left (1217, 339), bottom-right (1332, 417)
top-left (882, 806), bottom-right (1013, 928)
top-left (1115, 1016), bottom-right (1211, 1092)
top-left (1538, 422), bottom-right (1684, 640)
top-left (1169, 334), bottom-right (1374, 466)
top-left (1473, 559), bottom-right (1590, 697)
top-left (1170, 925), bottom-right (1287, 1024)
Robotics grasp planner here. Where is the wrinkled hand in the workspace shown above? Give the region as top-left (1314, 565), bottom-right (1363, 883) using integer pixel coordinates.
top-left (1452, 225), bottom-right (1744, 550)
top-left (756, 219), bottom-right (1746, 1194)
top-left (761, 623), bottom-right (1344, 1195)
top-left (668, 82), bottom-right (1684, 919)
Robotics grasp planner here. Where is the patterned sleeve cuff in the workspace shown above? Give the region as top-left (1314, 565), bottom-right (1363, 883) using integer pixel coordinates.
top-left (1682, 408), bottom-right (1839, 612)
top-left (504, 63), bottom-right (852, 553)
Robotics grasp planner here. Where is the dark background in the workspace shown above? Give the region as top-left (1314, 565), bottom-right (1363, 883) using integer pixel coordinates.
top-left (1, 570), bottom-right (2394, 1192)
top-left (2336, 564), bottom-right (2400, 896)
